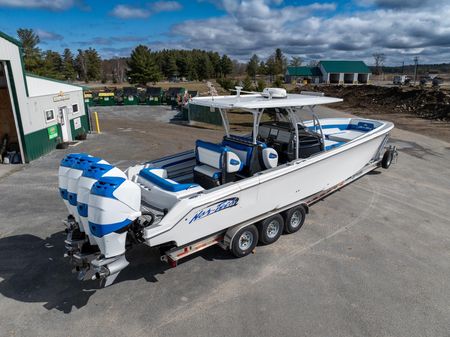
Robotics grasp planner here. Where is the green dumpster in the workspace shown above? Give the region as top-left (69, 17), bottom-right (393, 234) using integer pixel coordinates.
top-left (146, 87), bottom-right (163, 105)
top-left (98, 92), bottom-right (115, 106)
top-left (123, 87), bottom-right (138, 105)
top-left (166, 87), bottom-right (186, 109)
top-left (84, 92), bottom-right (93, 106)
top-left (114, 88), bottom-right (124, 105)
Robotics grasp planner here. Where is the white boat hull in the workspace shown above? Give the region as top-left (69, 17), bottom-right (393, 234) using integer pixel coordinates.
top-left (144, 120), bottom-right (391, 247)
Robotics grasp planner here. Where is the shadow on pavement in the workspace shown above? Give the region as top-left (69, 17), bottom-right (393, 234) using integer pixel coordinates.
top-left (0, 232), bottom-right (168, 313)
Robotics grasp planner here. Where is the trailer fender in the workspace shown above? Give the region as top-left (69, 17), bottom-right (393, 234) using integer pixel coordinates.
top-left (301, 203), bottom-right (309, 214)
top-left (224, 223), bottom-right (256, 249)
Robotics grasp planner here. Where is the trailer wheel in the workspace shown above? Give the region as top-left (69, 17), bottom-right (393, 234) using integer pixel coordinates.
top-left (230, 225), bottom-right (258, 258)
top-left (258, 214), bottom-right (284, 245)
top-left (382, 149), bottom-right (394, 169)
top-left (283, 206), bottom-right (306, 234)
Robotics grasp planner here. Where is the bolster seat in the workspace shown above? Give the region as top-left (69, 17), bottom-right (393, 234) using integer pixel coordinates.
top-left (194, 140), bottom-right (242, 188)
top-left (138, 167), bottom-right (203, 210)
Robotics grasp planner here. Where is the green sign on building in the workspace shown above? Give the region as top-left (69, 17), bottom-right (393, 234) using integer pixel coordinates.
top-left (47, 125), bottom-right (58, 140)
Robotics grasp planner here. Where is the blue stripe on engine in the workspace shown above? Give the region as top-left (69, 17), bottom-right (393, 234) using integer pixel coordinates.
top-left (68, 192), bottom-right (77, 206)
top-left (89, 219), bottom-right (132, 238)
top-left (59, 188), bottom-right (68, 200)
top-left (77, 202), bottom-right (88, 217)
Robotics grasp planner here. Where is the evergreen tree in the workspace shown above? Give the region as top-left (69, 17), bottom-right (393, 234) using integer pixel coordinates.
top-left (166, 55), bottom-right (178, 78)
top-left (258, 61), bottom-right (267, 75)
top-left (208, 51), bottom-right (222, 77)
top-left (220, 55), bottom-right (233, 78)
top-left (17, 28), bottom-right (41, 72)
top-left (75, 49), bottom-right (87, 82)
top-left (242, 76), bottom-right (253, 91)
top-left (274, 48), bottom-right (286, 75)
top-left (195, 52), bottom-right (213, 80)
top-left (62, 48), bottom-right (76, 81)
top-left (176, 53), bottom-right (191, 78)
top-left (40, 50), bottom-right (63, 79)
top-left (256, 78), bottom-right (266, 92)
top-left (85, 48), bottom-right (102, 81)
top-left (127, 45), bottom-right (161, 85)
top-left (265, 56), bottom-right (276, 82)
top-left (247, 54), bottom-right (259, 80)
top-left (273, 75), bottom-right (284, 88)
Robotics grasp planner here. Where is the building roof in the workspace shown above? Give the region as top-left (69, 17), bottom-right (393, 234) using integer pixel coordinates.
top-left (286, 66), bottom-right (322, 77)
top-left (26, 74), bottom-right (83, 97)
top-left (0, 31), bottom-right (22, 47)
top-left (191, 92), bottom-right (342, 110)
top-left (319, 60), bottom-right (371, 74)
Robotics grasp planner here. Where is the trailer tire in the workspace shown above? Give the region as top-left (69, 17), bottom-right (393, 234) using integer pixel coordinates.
top-left (230, 225), bottom-right (258, 258)
top-left (258, 214), bottom-right (284, 245)
top-left (382, 149), bottom-right (394, 169)
top-left (283, 206), bottom-right (306, 234)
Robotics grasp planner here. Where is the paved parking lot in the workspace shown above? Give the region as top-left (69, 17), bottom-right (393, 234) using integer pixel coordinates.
top-left (0, 105), bottom-right (449, 337)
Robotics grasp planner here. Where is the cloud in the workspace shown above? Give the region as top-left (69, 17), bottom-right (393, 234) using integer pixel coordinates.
top-left (77, 36), bottom-right (147, 46)
top-left (361, 0), bottom-right (446, 9)
top-left (169, 0), bottom-right (450, 64)
top-left (0, 0), bottom-right (88, 11)
top-left (36, 29), bottom-right (64, 41)
top-left (110, 1), bottom-right (182, 19)
top-left (110, 4), bottom-right (151, 19)
top-left (152, 1), bottom-right (182, 12)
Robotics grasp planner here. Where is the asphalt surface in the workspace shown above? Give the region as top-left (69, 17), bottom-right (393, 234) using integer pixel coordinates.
top-left (0, 105), bottom-right (449, 337)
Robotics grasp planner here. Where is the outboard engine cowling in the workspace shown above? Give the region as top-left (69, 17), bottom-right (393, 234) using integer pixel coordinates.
top-left (77, 163), bottom-right (127, 244)
top-left (67, 156), bottom-right (108, 226)
top-left (88, 176), bottom-right (141, 286)
top-left (89, 177), bottom-right (141, 257)
top-left (58, 153), bottom-right (90, 215)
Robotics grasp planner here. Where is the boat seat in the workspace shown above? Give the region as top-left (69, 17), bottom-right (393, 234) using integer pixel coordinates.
top-left (194, 164), bottom-right (221, 180)
top-left (222, 136), bottom-right (266, 176)
top-left (194, 140), bottom-right (242, 189)
top-left (138, 167), bottom-right (203, 210)
top-left (327, 130), bottom-right (365, 142)
top-left (324, 139), bottom-right (344, 150)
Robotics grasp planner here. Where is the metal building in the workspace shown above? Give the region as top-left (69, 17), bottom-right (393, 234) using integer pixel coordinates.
top-left (285, 66), bottom-right (322, 84)
top-left (285, 60), bottom-right (371, 85)
top-left (0, 31), bottom-right (89, 163)
top-left (319, 60), bottom-right (371, 84)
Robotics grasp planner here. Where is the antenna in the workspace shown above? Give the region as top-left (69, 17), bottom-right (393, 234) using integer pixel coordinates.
top-left (235, 86), bottom-right (243, 101)
top-left (413, 56), bottom-right (419, 86)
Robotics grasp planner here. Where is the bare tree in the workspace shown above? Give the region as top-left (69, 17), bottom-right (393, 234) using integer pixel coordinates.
top-left (373, 53), bottom-right (386, 75)
top-left (289, 56), bottom-right (303, 67)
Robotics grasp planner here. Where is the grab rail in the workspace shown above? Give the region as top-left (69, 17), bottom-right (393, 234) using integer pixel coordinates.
top-left (312, 114), bottom-right (325, 150)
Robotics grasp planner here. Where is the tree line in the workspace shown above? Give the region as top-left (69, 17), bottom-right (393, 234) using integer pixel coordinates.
top-left (127, 46), bottom-right (234, 84)
top-left (18, 28), bottom-right (101, 82)
top-left (16, 28), bottom-right (236, 85)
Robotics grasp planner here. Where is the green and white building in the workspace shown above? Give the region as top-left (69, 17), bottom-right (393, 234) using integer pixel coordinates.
top-left (285, 60), bottom-right (371, 85)
top-left (0, 31), bottom-right (89, 163)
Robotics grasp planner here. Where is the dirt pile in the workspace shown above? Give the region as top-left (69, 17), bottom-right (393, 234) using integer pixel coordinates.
top-left (300, 85), bottom-right (450, 121)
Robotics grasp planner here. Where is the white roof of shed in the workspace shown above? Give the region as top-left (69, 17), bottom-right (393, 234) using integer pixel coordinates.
top-left (191, 92), bottom-right (343, 110)
top-left (26, 75), bottom-right (83, 97)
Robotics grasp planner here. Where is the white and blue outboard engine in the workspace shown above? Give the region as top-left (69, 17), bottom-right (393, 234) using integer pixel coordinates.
top-left (67, 156), bottom-right (108, 226)
top-left (77, 163), bottom-right (127, 245)
top-left (58, 153), bottom-right (90, 222)
top-left (88, 176), bottom-right (141, 286)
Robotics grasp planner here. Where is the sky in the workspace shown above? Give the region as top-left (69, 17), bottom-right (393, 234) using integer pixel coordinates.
top-left (0, 0), bottom-right (449, 66)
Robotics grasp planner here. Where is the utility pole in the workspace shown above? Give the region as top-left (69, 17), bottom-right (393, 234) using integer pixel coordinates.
top-left (413, 56), bottom-right (419, 85)
top-left (401, 61), bottom-right (404, 75)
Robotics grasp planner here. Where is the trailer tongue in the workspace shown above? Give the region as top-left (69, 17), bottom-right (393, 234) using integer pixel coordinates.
top-left (57, 88), bottom-right (397, 286)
